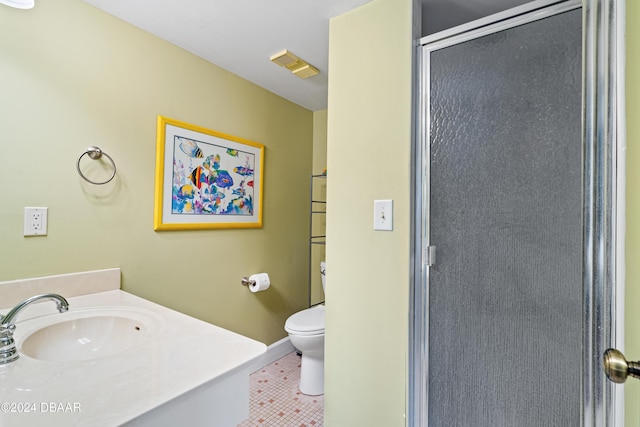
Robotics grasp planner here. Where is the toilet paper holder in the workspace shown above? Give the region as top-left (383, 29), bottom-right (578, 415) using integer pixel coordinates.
top-left (241, 273), bottom-right (270, 292)
top-left (241, 277), bottom-right (255, 287)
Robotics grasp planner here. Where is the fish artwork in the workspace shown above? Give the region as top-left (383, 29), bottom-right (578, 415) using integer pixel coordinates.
top-left (178, 184), bottom-right (196, 198)
top-left (232, 180), bottom-right (246, 197)
top-left (234, 155), bottom-right (254, 177)
top-left (233, 166), bottom-right (254, 176)
top-left (190, 166), bottom-right (210, 189)
top-left (178, 137), bottom-right (204, 158)
top-left (215, 170), bottom-right (234, 188)
top-left (170, 137), bottom-right (259, 217)
top-left (203, 154), bottom-right (221, 171)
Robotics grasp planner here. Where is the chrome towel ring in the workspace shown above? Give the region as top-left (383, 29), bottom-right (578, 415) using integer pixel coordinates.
top-left (76, 146), bottom-right (116, 185)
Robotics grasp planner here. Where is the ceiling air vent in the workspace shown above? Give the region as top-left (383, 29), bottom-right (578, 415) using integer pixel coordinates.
top-left (270, 50), bottom-right (319, 79)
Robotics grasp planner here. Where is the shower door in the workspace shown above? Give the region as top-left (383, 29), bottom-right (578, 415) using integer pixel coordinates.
top-left (417, 3), bottom-right (594, 426)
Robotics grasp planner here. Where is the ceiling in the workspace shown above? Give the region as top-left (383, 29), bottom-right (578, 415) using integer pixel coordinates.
top-left (83, 0), bottom-right (372, 112)
top-left (82, 0), bottom-right (531, 112)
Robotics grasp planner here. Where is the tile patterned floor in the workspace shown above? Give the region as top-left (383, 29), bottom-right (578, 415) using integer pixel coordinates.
top-left (238, 351), bottom-right (324, 427)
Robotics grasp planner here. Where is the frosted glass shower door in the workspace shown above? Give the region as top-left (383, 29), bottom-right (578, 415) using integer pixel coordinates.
top-left (425, 7), bottom-right (583, 426)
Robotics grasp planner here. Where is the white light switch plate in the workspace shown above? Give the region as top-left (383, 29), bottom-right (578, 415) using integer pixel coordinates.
top-left (373, 200), bottom-right (393, 231)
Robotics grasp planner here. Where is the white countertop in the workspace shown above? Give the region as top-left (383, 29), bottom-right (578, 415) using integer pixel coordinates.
top-left (0, 290), bottom-right (266, 426)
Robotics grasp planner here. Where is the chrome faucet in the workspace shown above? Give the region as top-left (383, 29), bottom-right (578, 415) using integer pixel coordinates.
top-left (0, 293), bottom-right (69, 364)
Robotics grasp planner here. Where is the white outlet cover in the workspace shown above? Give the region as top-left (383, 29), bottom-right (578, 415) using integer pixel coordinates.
top-left (24, 207), bottom-right (48, 236)
top-left (373, 199), bottom-right (393, 231)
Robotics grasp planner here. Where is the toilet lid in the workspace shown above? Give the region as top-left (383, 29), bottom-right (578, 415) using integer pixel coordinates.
top-left (285, 306), bottom-right (325, 335)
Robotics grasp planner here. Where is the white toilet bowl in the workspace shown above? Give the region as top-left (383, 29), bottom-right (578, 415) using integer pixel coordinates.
top-left (285, 305), bottom-right (325, 395)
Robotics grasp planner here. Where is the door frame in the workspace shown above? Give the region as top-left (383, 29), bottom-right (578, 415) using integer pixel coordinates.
top-left (409, 0), bottom-right (626, 425)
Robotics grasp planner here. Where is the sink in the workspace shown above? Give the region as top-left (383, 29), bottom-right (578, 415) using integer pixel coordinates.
top-left (0, 287), bottom-right (267, 426)
top-left (17, 308), bottom-right (157, 362)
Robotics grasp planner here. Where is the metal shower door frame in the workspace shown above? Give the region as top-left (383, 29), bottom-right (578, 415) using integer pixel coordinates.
top-left (409, 0), bottom-right (626, 425)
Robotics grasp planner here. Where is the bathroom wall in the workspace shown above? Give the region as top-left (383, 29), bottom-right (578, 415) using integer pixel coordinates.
top-left (625, 0), bottom-right (640, 424)
top-left (325, 0), bottom-right (413, 425)
top-left (311, 110), bottom-right (328, 305)
top-left (0, 0), bottom-right (313, 345)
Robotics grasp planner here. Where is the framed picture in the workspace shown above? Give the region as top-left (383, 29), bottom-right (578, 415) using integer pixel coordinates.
top-left (154, 116), bottom-right (264, 230)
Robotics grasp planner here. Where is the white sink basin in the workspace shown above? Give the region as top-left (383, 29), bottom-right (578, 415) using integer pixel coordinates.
top-left (17, 308), bottom-right (158, 362)
top-left (0, 288), bottom-right (267, 426)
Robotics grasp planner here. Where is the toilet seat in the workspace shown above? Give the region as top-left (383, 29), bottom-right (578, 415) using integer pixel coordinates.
top-left (285, 306), bottom-right (325, 336)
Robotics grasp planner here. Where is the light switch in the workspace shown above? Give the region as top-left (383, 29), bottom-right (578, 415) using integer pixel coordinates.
top-left (373, 200), bottom-right (393, 231)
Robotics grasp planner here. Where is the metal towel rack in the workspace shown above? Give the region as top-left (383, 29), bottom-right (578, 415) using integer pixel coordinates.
top-left (76, 146), bottom-right (117, 185)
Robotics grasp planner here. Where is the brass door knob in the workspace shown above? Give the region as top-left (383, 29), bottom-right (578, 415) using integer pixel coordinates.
top-left (603, 348), bottom-right (640, 383)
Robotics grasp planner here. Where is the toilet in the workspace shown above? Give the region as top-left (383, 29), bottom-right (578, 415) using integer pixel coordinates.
top-left (284, 261), bottom-right (326, 395)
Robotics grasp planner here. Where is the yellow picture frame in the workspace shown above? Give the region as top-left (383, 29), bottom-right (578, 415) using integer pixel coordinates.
top-left (154, 116), bottom-right (264, 230)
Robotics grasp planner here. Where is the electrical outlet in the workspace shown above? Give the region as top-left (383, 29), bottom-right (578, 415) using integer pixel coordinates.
top-left (24, 207), bottom-right (48, 236)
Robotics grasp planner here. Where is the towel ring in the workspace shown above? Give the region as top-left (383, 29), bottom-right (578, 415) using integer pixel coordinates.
top-left (76, 146), bottom-right (117, 185)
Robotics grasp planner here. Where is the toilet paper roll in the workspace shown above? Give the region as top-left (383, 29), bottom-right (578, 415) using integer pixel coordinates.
top-left (248, 273), bottom-right (270, 293)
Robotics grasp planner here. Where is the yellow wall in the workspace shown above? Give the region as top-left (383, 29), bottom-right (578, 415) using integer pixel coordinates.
top-left (313, 110), bottom-right (328, 176)
top-left (325, 0), bottom-right (413, 425)
top-left (626, 0), bottom-right (640, 424)
top-left (0, 0), bottom-right (314, 345)
top-left (310, 110), bottom-right (327, 305)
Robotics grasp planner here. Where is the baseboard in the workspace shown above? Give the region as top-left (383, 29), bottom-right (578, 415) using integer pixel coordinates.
top-left (266, 336), bottom-right (296, 363)
top-left (248, 337), bottom-right (295, 373)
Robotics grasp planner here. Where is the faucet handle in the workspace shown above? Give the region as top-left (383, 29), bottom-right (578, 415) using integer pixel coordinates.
top-left (0, 325), bottom-right (18, 364)
top-left (1, 322), bottom-right (15, 331)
